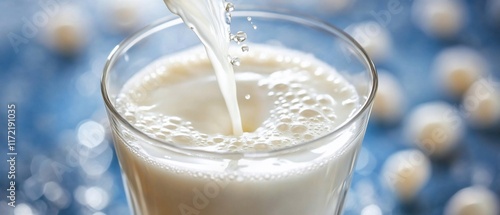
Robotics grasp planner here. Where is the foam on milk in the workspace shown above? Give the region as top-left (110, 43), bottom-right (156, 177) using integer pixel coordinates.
top-left (116, 45), bottom-right (359, 153)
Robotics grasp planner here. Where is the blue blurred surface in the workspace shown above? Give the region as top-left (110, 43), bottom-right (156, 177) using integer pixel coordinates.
top-left (0, 0), bottom-right (499, 214)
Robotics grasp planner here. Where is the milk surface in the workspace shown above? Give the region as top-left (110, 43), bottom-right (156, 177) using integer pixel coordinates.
top-left (113, 46), bottom-right (365, 215)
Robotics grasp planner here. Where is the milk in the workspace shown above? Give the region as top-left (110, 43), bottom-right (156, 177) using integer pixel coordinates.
top-left (163, 0), bottom-right (243, 135)
top-left (113, 46), bottom-right (365, 214)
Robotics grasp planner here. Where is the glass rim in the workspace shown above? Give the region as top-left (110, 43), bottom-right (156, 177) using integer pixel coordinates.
top-left (101, 9), bottom-right (378, 159)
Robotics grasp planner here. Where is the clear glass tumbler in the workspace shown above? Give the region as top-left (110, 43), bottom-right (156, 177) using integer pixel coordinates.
top-left (102, 9), bottom-right (377, 215)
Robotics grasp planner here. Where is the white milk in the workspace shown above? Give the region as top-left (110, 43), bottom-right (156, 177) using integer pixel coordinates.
top-left (113, 46), bottom-right (365, 215)
top-left (163, 0), bottom-right (243, 135)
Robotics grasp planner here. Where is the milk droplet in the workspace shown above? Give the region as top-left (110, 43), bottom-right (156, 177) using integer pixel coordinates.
top-left (241, 44), bottom-right (249, 52)
top-left (225, 2), bottom-right (235, 12)
top-left (230, 57), bottom-right (241, 66)
top-left (234, 31), bottom-right (247, 42)
top-left (225, 12), bottom-right (232, 25)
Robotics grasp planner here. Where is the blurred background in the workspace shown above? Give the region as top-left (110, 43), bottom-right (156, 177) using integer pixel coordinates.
top-left (0, 0), bottom-right (499, 214)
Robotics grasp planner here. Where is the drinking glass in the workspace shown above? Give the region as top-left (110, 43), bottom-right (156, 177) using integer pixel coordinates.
top-left (102, 9), bottom-right (377, 215)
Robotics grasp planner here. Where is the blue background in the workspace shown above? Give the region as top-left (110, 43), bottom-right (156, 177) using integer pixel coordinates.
top-left (0, 0), bottom-right (499, 214)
